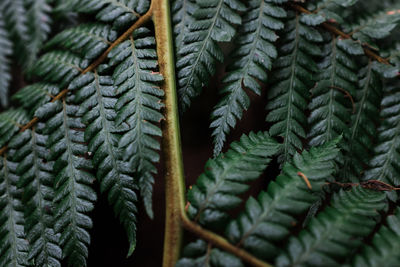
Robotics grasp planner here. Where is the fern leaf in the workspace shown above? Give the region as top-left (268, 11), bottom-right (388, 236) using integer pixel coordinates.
top-left (352, 207), bottom-right (400, 267)
top-left (0, 109), bottom-right (29, 147)
top-left (301, 0), bottom-right (359, 25)
top-left (266, 12), bottom-right (322, 162)
top-left (70, 71), bottom-right (139, 256)
top-left (35, 99), bottom-right (96, 267)
top-left (308, 35), bottom-right (360, 163)
top-left (0, 154), bottom-right (29, 267)
top-left (0, 14), bottom-right (12, 108)
top-left (25, 0), bottom-right (53, 68)
top-left (44, 23), bottom-right (117, 60)
top-left (187, 131), bottom-right (281, 230)
top-left (172, 0), bottom-right (196, 53)
top-left (30, 51), bottom-right (89, 87)
top-left (225, 139), bottom-right (340, 260)
top-left (9, 126), bottom-right (62, 267)
top-left (275, 186), bottom-right (387, 267)
top-left (176, 239), bottom-right (244, 267)
top-left (211, 0), bottom-right (286, 156)
top-left (108, 27), bottom-right (164, 219)
top-left (11, 83), bottom-right (61, 116)
top-left (342, 60), bottom-right (382, 181)
top-left (364, 85), bottom-right (400, 198)
top-left (176, 0), bottom-right (246, 111)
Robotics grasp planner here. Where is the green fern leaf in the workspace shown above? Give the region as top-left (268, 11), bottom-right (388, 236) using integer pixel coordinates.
top-left (275, 186), bottom-right (387, 267)
top-left (108, 27), bottom-right (164, 219)
top-left (35, 99), bottom-right (96, 267)
top-left (172, 0), bottom-right (196, 54)
top-left (225, 139), bottom-right (340, 260)
top-left (176, 239), bottom-right (244, 267)
top-left (352, 207), bottom-right (400, 267)
top-left (211, 0), bottom-right (286, 156)
top-left (342, 60), bottom-right (383, 181)
top-left (176, 0), bottom-right (246, 111)
top-left (187, 131), bottom-right (281, 230)
top-left (70, 70), bottom-right (139, 256)
top-left (44, 23), bottom-right (117, 60)
top-left (266, 11), bottom-right (322, 162)
top-left (9, 126), bottom-right (62, 267)
top-left (301, 0), bottom-right (359, 25)
top-left (0, 109), bottom-right (29, 147)
top-left (0, 14), bottom-right (12, 108)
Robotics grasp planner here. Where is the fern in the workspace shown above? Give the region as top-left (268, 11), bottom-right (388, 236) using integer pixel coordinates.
top-left (175, 0), bottom-right (246, 111)
top-left (211, 0), bottom-right (287, 156)
top-left (0, 15), bottom-right (12, 108)
top-left (275, 186), bottom-right (387, 266)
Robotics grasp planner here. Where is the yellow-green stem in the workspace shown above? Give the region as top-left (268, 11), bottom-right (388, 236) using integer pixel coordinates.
top-left (152, 1), bottom-right (186, 266)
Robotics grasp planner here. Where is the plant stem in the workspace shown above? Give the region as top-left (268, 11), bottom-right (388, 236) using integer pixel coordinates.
top-left (152, 1), bottom-right (186, 266)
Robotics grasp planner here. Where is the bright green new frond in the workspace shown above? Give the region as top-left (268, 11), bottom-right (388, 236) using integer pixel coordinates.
top-left (225, 139), bottom-right (340, 261)
top-left (0, 15), bottom-right (12, 108)
top-left (176, 0), bottom-right (246, 111)
top-left (45, 23), bottom-right (117, 60)
top-left (352, 207), bottom-right (400, 267)
top-left (12, 83), bottom-right (61, 116)
top-left (30, 51), bottom-right (89, 87)
top-left (58, 0), bottom-right (150, 30)
top-left (266, 11), bottom-right (322, 162)
top-left (108, 27), bottom-right (164, 219)
top-left (211, 0), bottom-right (287, 156)
top-left (342, 60), bottom-right (383, 181)
top-left (172, 0), bottom-right (196, 53)
top-left (8, 125), bottom-right (62, 267)
top-left (0, 109), bottom-right (28, 147)
top-left (35, 99), bottom-right (97, 267)
top-left (0, 154), bottom-right (28, 267)
top-left (176, 239), bottom-right (244, 267)
top-left (187, 131), bottom-right (281, 230)
top-left (308, 34), bottom-right (360, 163)
top-left (364, 85), bottom-right (400, 199)
top-left (275, 186), bottom-right (387, 267)
top-left (70, 70), bottom-right (139, 256)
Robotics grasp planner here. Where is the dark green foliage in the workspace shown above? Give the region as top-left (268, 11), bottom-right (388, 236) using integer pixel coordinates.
top-left (35, 99), bottom-right (96, 267)
top-left (172, 0), bottom-right (196, 54)
top-left (70, 70), bottom-right (139, 256)
top-left (275, 186), bottom-right (387, 267)
top-left (211, 0), bottom-right (287, 156)
top-left (352, 207), bottom-right (400, 267)
top-left (175, 0), bottom-right (246, 111)
top-left (9, 126), bottom-right (62, 267)
top-left (0, 15), bottom-right (12, 108)
top-left (176, 239), bottom-right (244, 267)
top-left (187, 131), bottom-right (281, 229)
top-left (107, 27), bottom-right (164, 219)
top-left (266, 11), bottom-right (322, 162)
top-left (225, 139), bottom-right (340, 261)
top-left (301, 0), bottom-right (359, 25)
top-left (0, 109), bottom-right (29, 147)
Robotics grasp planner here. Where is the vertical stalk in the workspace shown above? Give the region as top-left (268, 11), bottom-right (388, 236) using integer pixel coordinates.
top-left (152, 1), bottom-right (186, 266)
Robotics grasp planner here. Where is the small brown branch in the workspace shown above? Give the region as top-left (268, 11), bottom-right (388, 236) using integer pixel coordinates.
top-left (289, 3), bottom-right (390, 65)
top-left (329, 86), bottom-right (356, 113)
top-left (0, 5), bottom-right (155, 157)
top-left (181, 215), bottom-right (272, 267)
top-left (298, 171), bottom-right (312, 189)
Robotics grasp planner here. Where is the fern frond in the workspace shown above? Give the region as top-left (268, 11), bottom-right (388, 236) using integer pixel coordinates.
top-left (342, 60), bottom-right (382, 181)
top-left (275, 186), bottom-right (387, 267)
top-left (187, 131), bottom-right (281, 230)
top-left (172, 0), bottom-right (196, 53)
top-left (211, 0), bottom-right (287, 156)
top-left (301, 0), bottom-right (359, 25)
top-left (0, 154), bottom-right (28, 267)
top-left (8, 126), bottom-right (62, 267)
top-left (176, 0), bottom-right (246, 111)
top-left (44, 23), bottom-right (117, 60)
top-left (35, 99), bottom-right (96, 267)
top-left (108, 27), bottom-right (164, 219)
top-left (308, 35), bottom-right (360, 163)
top-left (70, 70), bottom-right (139, 256)
top-left (11, 83), bottom-right (61, 116)
top-left (0, 109), bottom-right (29, 147)
top-left (30, 51), bottom-right (88, 87)
top-left (225, 139), bottom-right (340, 260)
top-left (266, 11), bottom-right (322, 162)
top-left (176, 239), bottom-right (244, 267)
top-left (352, 207), bottom-right (400, 267)
top-left (0, 14), bottom-right (12, 108)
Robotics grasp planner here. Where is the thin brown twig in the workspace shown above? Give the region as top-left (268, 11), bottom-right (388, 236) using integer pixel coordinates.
top-left (329, 86), bottom-right (356, 113)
